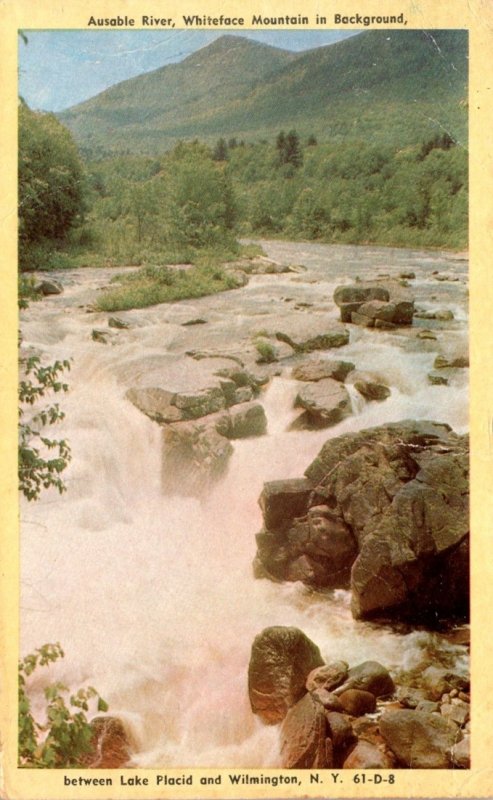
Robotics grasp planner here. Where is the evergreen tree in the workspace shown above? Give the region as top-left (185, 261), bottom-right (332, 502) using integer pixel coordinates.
top-left (212, 137), bottom-right (228, 162)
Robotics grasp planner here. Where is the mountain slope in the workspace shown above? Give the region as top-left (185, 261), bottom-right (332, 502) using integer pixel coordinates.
top-left (59, 30), bottom-right (467, 156)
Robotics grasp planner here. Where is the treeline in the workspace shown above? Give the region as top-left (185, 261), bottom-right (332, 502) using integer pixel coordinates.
top-left (19, 109), bottom-right (468, 273)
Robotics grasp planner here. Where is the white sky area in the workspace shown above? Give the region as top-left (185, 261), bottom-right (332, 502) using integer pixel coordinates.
top-left (18, 30), bottom-right (358, 112)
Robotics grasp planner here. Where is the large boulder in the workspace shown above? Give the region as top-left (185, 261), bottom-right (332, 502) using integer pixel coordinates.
top-left (379, 709), bottom-right (457, 768)
top-left (280, 693), bottom-right (330, 768)
top-left (333, 661), bottom-right (395, 698)
top-left (248, 627), bottom-right (324, 724)
top-left (293, 379), bottom-right (352, 428)
top-left (333, 280), bottom-right (414, 327)
top-left (254, 421), bottom-right (469, 624)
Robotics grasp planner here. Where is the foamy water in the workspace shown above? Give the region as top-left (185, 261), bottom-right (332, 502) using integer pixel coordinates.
top-left (20, 242), bottom-right (469, 767)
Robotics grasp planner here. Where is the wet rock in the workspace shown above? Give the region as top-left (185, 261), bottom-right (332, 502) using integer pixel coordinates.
top-left (428, 370), bottom-right (449, 385)
top-left (255, 420), bottom-right (469, 624)
top-left (182, 317), bottom-right (207, 326)
top-left (294, 379), bottom-right (352, 428)
top-left (292, 360), bottom-right (355, 383)
top-left (83, 717), bottom-right (131, 768)
top-left (213, 402), bottom-right (267, 439)
top-left (275, 326), bottom-right (350, 353)
top-left (173, 386), bottom-right (227, 419)
top-left (434, 353), bottom-right (469, 369)
top-left (416, 700), bottom-right (440, 714)
top-left (379, 709), bottom-right (457, 768)
top-left (259, 479), bottom-right (313, 531)
top-left (126, 387), bottom-right (184, 424)
top-left (306, 662), bottom-right (349, 693)
top-left (354, 381), bottom-right (391, 402)
top-left (280, 693), bottom-right (330, 768)
top-left (343, 740), bottom-right (394, 769)
top-left (418, 330), bottom-right (438, 340)
top-left (333, 280), bottom-right (414, 326)
top-left (400, 271), bottom-right (416, 279)
top-left (338, 689), bottom-right (376, 716)
top-left (248, 627), bottom-right (324, 724)
top-left (334, 661), bottom-right (395, 698)
top-left (91, 329), bottom-right (110, 344)
top-left (311, 689), bottom-right (344, 711)
top-left (162, 420), bottom-right (233, 495)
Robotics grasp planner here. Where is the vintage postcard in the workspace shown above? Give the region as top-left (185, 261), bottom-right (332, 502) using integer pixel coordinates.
top-left (1, 0), bottom-right (492, 798)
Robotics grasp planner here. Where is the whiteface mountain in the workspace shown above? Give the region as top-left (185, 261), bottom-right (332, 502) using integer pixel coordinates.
top-left (58, 30), bottom-right (468, 157)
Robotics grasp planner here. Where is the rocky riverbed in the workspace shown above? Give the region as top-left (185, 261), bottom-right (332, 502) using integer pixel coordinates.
top-left (21, 241), bottom-right (469, 767)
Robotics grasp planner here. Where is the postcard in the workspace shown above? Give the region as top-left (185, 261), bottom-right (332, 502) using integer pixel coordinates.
top-left (1, 0), bottom-right (492, 798)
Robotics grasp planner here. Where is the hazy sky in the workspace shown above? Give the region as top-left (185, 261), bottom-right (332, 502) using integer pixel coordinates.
top-left (18, 30), bottom-right (358, 112)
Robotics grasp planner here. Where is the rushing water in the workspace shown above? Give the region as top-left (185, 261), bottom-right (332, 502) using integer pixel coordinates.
top-left (20, 242), bottom-right (469, 767)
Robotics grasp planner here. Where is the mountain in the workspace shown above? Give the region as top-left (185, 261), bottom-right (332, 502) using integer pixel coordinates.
top-left (59, 30), bottom-right (467, 157)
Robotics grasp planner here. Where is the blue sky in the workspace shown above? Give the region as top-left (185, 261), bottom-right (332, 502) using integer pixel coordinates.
top-left (18, 30), bottom-right (358, 112)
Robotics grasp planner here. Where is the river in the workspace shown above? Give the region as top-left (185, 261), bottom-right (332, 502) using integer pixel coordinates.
top-left (20, 241), bottom-right (469, 767)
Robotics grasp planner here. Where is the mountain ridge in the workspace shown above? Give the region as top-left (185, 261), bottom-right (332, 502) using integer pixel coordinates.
top-left (58, 30), bottom-right (467, 157)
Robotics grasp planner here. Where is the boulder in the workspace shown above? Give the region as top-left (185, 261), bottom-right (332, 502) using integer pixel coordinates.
top-left (280, 693), bottom-right (330, 768)
top-left (255, 420), bottom-right (469, 624)
top-left (343, 740), bottom-right (394, 769)
top-left (214, 402), bottom-right (267, 439)
top-left (354, 381), bottom-right (391, 402)
top-left (292, 360), bottom-right (355, 383)
top-left (248, 627), bottom-right (324, 724)
top-left (325, 712), bottom-right (355, 750)
top-left (173, 386), bottom-right (227, 419)
top-left (306, 662), bottom-right (349, 693)
top-left (334, 661), bottom-right (395, 698)
top-left (379, 709), bottom-right (457, 768)
top-left (36, 279), bottom-right (63, 295)
top-left (333, 280), bottom-right (414, 326)
top-left (258, 479), bottom-right (313, 531)
top-left (126, 387), bottom-right (184, 424)
top-left (82, 717), bottom-right (132, 768)
top-left (421, 667), bottom-right (469, 701)
top-left (337, 689), bottom-right (376, 716)
top-left (434, 354), bottom-right (469, 369)
top-left (294, 379), bottom-right (352, 428)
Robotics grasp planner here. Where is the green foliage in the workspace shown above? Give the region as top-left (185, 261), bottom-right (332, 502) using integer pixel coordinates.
top-left (276, 130), bottom-right (303, 170)
top-left (254, 339), bottom-right (278, 363)
top-left (19, 643), bottom-right (108, 768)
top-left (95, 260), bottom-right (241, 312)
top-left (19, 106), bottom-right (86, 270)
top-left (19, 354), bottom-right (71, 501)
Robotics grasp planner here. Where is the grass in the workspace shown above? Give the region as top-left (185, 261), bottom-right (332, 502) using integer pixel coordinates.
top-left (96, 261), bottom-right (244, 311)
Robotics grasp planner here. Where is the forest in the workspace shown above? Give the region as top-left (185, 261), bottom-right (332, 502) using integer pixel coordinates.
top-left (19, 104), bottom-right (467, 308)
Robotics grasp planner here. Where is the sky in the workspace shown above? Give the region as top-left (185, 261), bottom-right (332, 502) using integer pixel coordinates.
top-left (18, 30), bottom-right (358, 112)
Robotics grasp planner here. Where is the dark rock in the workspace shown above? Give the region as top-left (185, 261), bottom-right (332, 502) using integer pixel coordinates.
top-left (334, 661), bottom-right (395, 698)
top-left (343, 740), bottom-right (394, 769)
top-left (214, 402), bottom-right (267, 439)
top-left (36, 279), bottom-right (63, 295)
top-left (354, 381), bottom-right (391, 402)
top-left (334, 281), bottom-right (414, 326)
top-left (325, 712), bottom-right (355, 750)
top-left (294, 379), bottom-right (352, 428)
top-left (248, 627), bottom-right (324, 724)
top-left (400, 271), bottom-right (416, 279)
top-left (91, 329), bottom-right (109, 344)
top-left (292, 360), bottom-right (355, 383)
top-left (275, 328), bottom-right (350, 352)
top-left (259, 479), bottom-right (313, 531)
top-left (338, 689), bottom-right (376, 716)
top-left (428, 370), bottom-right (449, 385)
top-left (173, 386), bottom-right (227, 419)
top-left (181, 318), bottom-right (207, 326)
top-left (306, 661), bottom-right (349, 693)
top-left (255, 420), bottom-right (469, 624)
top-left (379, 709), bottom-right (457, 768)
top-left (434, 354), bottom-right (469, 369)
top-left (280, 693), bottom-right (330, 768)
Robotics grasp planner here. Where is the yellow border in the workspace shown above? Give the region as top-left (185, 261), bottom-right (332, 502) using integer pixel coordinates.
top-left (2, 0), bottom-right (493, 797)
